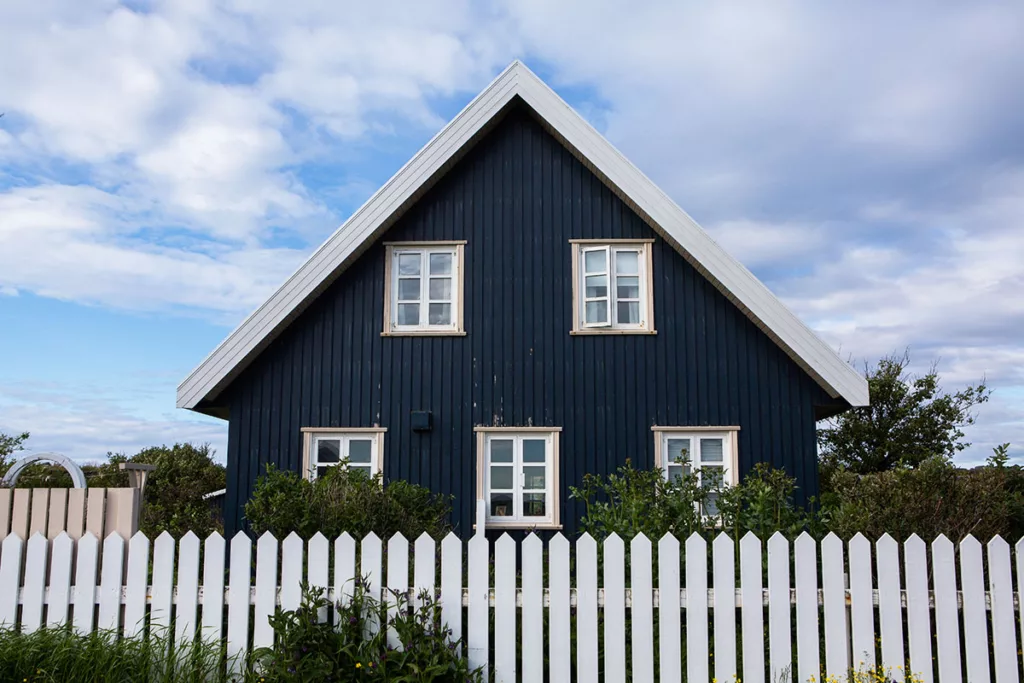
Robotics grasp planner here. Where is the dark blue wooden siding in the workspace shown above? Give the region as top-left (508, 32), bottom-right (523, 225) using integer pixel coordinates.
top-left (221, 103), bottom-right (839, 537)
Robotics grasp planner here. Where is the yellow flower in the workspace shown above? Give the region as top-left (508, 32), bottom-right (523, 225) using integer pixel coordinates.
top-left (356, 662), bottom-right (363, 669)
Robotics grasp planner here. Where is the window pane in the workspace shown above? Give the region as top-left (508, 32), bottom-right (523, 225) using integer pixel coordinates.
top-left (490, 493), bottom-right (513, 517)
top-left (584, 250), bottom-right (606, 273)
top-left (350, 465), bottom-right (372, 479)
top-left (348, 439), bottom-right (372, 463)
top-left (585, 301), bottom-right (608, 324)
top-left (667, 464), bottom-right (685, 483)
top-left (490, 439), bottom-right (513, 463)
top-left (700, 438), bottom-right (724, 462)
top-left (398, 278), bottom-right (420, 301)
top-left (317, 439), bottom-right (341, 463)
top-left (397, 303), bottom-right (420, 326)
top-left (616, 275), bottom-right (640, 299)
top-left (317, 466), bottom-right (331, 479)
top-left (398, 253), bottom-right (421, 276)
top-left (429, 252), bottom-right (452, 275)
top-left (428, 303), bottom-right (451, 325)
top-left (490, 466), bottom-right (513, 490)
top-left (523, 466), bottom-right (546, 490)
top-left (523, 493), bottom-right (546, 517)
top-left (522, 440), bottom-right (546, 463)
top-left (666, 438), bottom-right (690, 465)
top-left (428, 278), bottom-right (452, 300)
top-left (616, 301), bottom-right (640, 324)
top-left (615, 250), bottom-right (639, 275)
top-left (585, 275), bottom-right (607, 299)
top-left (704, 492), bottom-right (720, 516)
top-left (701, 465), bottom-right (724, 488)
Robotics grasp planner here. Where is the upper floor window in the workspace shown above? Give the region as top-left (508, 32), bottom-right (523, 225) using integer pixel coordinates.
top-left (652, 427), bottom-right (738, 515)
top-left (475, 427), bottom-right (561, 529)
top-left (301, 428), bottom-right (386, 480)
top-left (383, 242), bottom-right (466, 336)
top-left (570, 240), bottom-right (655, 334)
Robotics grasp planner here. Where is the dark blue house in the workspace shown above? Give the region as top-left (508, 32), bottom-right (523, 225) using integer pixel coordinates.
top-left (178, 62), bottom-right (868, 538)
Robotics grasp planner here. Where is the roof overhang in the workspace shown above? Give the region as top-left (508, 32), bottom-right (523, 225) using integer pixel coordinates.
top-left (177, 61), bottom-right (869, 414)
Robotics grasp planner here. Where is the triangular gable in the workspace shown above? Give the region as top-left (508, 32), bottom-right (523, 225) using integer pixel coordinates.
top-left (177, 61), bottom-right (868, 413)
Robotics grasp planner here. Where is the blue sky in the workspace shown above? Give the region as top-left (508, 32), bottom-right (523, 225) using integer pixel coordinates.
top-left (1, 1), bottom-right (1022, 466)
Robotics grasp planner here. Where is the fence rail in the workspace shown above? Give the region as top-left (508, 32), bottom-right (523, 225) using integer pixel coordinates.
top-left (0, 529), bottom-right (1021, 683)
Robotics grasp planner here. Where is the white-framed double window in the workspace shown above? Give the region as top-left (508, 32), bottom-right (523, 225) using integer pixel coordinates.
top-left (301, 428), bottom-right (386, 480)
top-left (570, 240), bottom-right (655, 333)
top-left (475, 428), bottom-right (561, 528)
top-left (383, 242), bottom-right (465, 335)
top-left (652, 427), bottom-right (738, 515)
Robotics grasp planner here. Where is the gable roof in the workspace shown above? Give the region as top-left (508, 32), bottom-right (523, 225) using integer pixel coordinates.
top-left (177, 61), bottom-right (868, 413)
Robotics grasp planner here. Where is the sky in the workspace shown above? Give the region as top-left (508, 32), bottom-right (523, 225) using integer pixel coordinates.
top-left (1, 1), bottom-right (1022, 467)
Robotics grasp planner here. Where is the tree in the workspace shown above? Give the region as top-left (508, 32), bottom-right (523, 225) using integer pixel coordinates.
top-left (0, 431), bottom-right (29, 474)
top-left (818, 350), bottom-right (990, 474)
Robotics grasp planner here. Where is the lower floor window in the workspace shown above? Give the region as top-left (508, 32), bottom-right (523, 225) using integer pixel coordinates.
top-left (301, 428), bottom-right (385, 480)
top-left (653, 427), bottom-right (738, 515)
top-left (476, 428), bottom-right (560, 527)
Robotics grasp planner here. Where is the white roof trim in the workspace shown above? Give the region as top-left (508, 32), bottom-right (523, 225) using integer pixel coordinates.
top-left (177, 61), bottom-right (868, 411)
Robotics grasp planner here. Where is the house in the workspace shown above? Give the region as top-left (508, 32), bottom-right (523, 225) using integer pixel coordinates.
top-left (177, 61), bottom-right (868, 538)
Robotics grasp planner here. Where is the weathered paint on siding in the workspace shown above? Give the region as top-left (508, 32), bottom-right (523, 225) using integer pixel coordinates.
top-left (222, 103), bottom-right (841, 537)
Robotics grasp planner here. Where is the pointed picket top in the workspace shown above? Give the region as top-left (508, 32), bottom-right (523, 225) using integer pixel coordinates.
top-left (257, 529), bottom-right (277, 547)
top-left (441, 531), bottom-right (460, 553)
top-left (205, 530), bottom-right (225, 547)
top-left (631, 531), bottom-right (652, 553)
top-left (821, 531), bottom-right (842, 549)
top-left (550, 531), bottom-right (570, 553)
top-left (0, 533), bottom-right (25, 626)
top-left (337, 530), bottom-right (355, 545)
top-left (849, 531), bottom-right (870, 553)
top-left (230, 531), bottom-right (251, 558)
top-left (877, 532), bottom-right (898, 552)
top-left (415, 531), bottom-right (435, 548)
top-left (959, 533), bottom-right (981, 554)
top-left (578, 531), bottom-right (596, 546)
top-left (389, 531), bottom-right (408, 547)
top-left (988, 534), bottom-right (1009, 553)
top-left (155, 529), bottom-right (174, 544)
top-left (794, 530), bottom-right (814, 549)
top-left (1015, 535), bottom-right (1024, 556)
top-left (739, 530), bottom-right (761, 556)
top-left (180, 530), bottom-right (198, 544)
top-left (605, 532), bottom-right (624, 553)
top-left (713, 531), bottom-right (734, 554)
top-left (658, 531), bottom-right (680, 554)
top-left (685, 531), bottom-right (707, 553)
top-left (904, 533), bottom-right (925, 554)
top-left (522, 531), bottom-right (542, 553)
top-left (364, 530), bottom-right (381, 545)
top-left (767, 530), bottom-right (788, 551)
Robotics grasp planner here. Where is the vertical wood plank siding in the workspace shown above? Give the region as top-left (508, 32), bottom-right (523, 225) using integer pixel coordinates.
top-left (223, 104), bottom-right (838, 537)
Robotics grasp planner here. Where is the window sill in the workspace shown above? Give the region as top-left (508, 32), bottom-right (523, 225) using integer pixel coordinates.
top-left (473, 522), bottom-right (563, 531)
top-left (381, 330), bottom-right (467, 337)
top-left (570, 329), bottom-right (656, 336)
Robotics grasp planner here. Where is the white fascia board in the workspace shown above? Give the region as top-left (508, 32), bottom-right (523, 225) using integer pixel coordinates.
top-left (178, 61), bottom-right (868, 411)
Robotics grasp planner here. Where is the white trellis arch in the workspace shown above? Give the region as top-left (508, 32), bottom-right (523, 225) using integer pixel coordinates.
top-left (1, 452), bottom-right (88, 488)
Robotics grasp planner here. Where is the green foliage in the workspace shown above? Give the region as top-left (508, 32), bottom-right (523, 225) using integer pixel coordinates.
top-left (818, 350), bottom-right (990, 474)
top-left (245, 465), bottom-right (453, 540)
top-left (570, 459), bottom-right (817, 541)
top-left (0, 431), bottom-right (29, 471)
top-left (251, 583), bottom-right (482, 683)
top-left (0, 625), bottom-right (230, 682)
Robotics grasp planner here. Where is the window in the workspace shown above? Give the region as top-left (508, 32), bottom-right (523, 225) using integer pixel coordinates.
top-left (301, 428), bottom-right (386, 480)
top-left (475, 428), bottom-right (561, 528)
top-left (652, 427), bottom-right (739, 515)
top-left (383, 242), bottom-right (466, 335)
top-left (570, 240), bottom-right (655, 334)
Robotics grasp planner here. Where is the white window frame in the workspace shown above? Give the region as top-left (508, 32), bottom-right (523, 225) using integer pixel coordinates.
top-left (652, 426), bottom-right (739, 513)
top-left (475, 427), bottom-right (561, 529)
top-left (301, 428), bottom-right (386, 481)
top-left (383, 242), bottom-right (466, 336)
top-left (570, 239), bottom-right (655, 334)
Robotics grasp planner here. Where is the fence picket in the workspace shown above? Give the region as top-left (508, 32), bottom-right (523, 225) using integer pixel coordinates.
top-left (253, 532), bottom-right (279, 649)
top-left (47, 532), bottom-right (74, 627)
top-left (713, 534), bottom-right (737, 683)
top-left (521, 534), bottom-right (543, 683)
top-left (577, 534), bottom-right (599, 683)
top-left (1017, 539), bottom-right (1024, 682)
top-left (227, 532), bottom-right (252, 676)
top-left (387, 533), bottom-right (409, 650)
top-left (848, 533), bottom-right (874, 670)
top-left (821, 533), bottom-right (848, 681)
top-left (0, 534), bottom-right (23, 626)
top-left (795, 532), bottom-right (820, 683)
top-left (334, 532), bottom-right (356, 624)
top-left (440, 532), bottom-right (462, 648)
top-left (308, 533), bottom-right (329, 623)
top-left (903, 535), bottom-right (932, 683)
top-left (151, 532), bottom-right (175, 637)
top-left (201, 533), bottom-right (226, 645)
top-left (604, 533), bottom-right (627, 683)
top-left (281, 532), bottom-right (304, 613)
top-left (72, 533), bottom-right (99, 634)
top-left (960, 535), bottom-right (991, 683)
top-left (931, 535), bottom-right (962, 683)
top-left (176, 532), bottom-right (200, 645)
top-left (550, 533), bottom-right (572, 683)
top-left (494, 534), bottom-right (517, 683)
top-left (123, 533), bottom-right (150, 639)
top-left (658, 534), bottom-right (682, 683)
top-left (987, 536), bottom-right (1018, 683)
top-left (413, 533), bottom-right (435, 611)
top-left (686, 533), bottom-right (709, 683)
top-left (21, 533), bottom-right (48, 633)
top-left (630, 534), bottom-right (654, 683)
top-left (768, 532), bottom-right (791, 683)
top-left (98, 533), bottom-right (125, 632)
top-left (467, 533), bottom-right (488, 679)
top-left (876, 534), bottom-right (904, 681)
top-left (740, 532), bottom-right (765, 683)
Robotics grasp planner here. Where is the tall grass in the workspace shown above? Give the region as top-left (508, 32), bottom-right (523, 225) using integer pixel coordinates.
top-left (0, 625), bottom-right (233, 682)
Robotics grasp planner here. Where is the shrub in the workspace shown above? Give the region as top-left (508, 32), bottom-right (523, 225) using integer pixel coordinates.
top-left (245, 465), bottom-right (453, 540)
top-left (251, 583), bottom-right (482, 682)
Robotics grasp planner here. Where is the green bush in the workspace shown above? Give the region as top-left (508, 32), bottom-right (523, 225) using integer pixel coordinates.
top-left (0, 625), bottom-right (229, 682)
top-left (245, 465), bottom-right (453, 540)
top-left (251, 583), bottom-right (482, 682)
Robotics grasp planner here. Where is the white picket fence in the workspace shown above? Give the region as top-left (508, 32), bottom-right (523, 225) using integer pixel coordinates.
top-left (0, 529), bottom-right (1021, 683)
